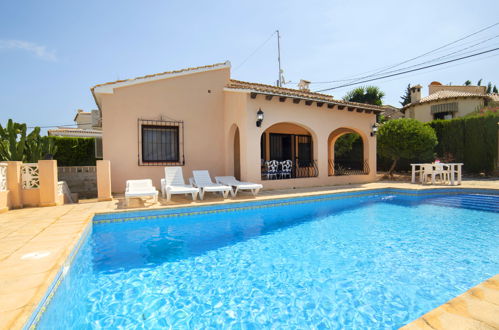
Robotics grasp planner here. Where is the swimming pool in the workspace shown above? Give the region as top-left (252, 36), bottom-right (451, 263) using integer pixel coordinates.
top-left (34, 189), bottom-right (499, 329)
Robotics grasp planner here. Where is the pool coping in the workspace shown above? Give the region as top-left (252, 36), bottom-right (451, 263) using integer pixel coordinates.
top-left (20, 185), bottom-right (499, 329)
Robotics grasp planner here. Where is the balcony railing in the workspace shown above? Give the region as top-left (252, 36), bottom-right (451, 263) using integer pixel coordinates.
top-left (261, 160), bottom-right (319, 180)
top-left (328, 160), bottom-right (370, 176)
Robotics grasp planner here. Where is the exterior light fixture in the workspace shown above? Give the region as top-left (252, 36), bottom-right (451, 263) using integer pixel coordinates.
top-left (371, 123), bottom-right (379, 137)
top-left (256, 108), bottom-right (264, 127)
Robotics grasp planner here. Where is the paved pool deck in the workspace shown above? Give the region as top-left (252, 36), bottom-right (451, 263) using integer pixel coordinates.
top-left (0, 180), bottom-right (498, 329)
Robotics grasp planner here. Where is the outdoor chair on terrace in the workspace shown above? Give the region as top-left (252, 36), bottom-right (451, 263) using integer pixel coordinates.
top-left (124, 179), bottom-right (158, 207)
top-left (190, 170), bottom-right (232, 200)
top-left (280, 160), bottom-right (293, 179)
top-left (263, 160), bottom-right (279, 180)
top-left (422, 164), bottom-right (449, 184)
top-left (215, 176), bottom-right (263, 197)
top-left (161, 166), bottom-right (199, 202)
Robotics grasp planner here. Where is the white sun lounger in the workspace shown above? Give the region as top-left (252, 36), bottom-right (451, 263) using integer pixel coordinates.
top-left (215, 176), bottom-right (263, 197)
top-left (161, 167), bottom-right (199, 202)
top-left (124, 179), bottom-right (158, 207)
top-left (190, 170), bottom-right (232, 200)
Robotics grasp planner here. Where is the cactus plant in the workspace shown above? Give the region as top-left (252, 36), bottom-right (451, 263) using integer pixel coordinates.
top-left (0, 119), bottom-right (58, 162)
top-left (0, 119), bottom-right (28, 161)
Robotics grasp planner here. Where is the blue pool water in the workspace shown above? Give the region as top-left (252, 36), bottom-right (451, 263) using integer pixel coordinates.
top-left (37, 191), bottom-right (499, 329)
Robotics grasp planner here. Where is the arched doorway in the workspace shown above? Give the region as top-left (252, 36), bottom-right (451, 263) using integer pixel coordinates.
top-left (260, 122), bottom-right (318, 180)
top-left (328, 128), bottom-right (369, 176)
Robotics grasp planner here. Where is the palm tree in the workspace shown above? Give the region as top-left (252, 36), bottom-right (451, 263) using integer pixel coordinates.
top-left (343, 86), bottom-right (385, 106)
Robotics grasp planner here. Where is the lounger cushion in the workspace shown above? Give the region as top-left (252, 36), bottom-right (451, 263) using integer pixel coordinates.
top-left (166, 185), bottom-right (199, 193)
top-left (125, 190), bottom-right (158, 197)
top-left (202, 184), bottom-right (231, 192)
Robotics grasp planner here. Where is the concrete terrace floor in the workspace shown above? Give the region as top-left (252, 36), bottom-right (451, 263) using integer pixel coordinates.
top-left (0, 180), bottom-right (498, 329)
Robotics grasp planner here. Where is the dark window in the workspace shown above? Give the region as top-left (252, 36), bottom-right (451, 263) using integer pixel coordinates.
top-left (297, 135), bottom-right (312, 166)
top-left (260, 133), bottom-right (266, 161)
top-left (141, 125), bottom-right (179, 163)
top-left (433, 112), bottom-right (454, 120)
top-left (268, 133), bottom-right (312, 165)
top-left (270, 134), bottom-right (293, 161)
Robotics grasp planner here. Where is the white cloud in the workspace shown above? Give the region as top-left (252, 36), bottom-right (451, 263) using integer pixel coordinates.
top-left (0, 40), bottom-right (57, 61)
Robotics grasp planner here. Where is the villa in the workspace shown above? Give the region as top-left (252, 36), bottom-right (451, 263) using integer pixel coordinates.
top-left (91, 61), bottom-right (383, 193)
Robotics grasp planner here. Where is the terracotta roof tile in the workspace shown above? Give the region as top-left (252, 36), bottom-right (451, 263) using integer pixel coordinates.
top-left (226, 79), bottom-right (384, 112)
top-left (404, 90), bottom-right (494, 108)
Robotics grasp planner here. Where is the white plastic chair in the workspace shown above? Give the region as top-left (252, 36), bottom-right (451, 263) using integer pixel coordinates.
top-left (421, 164), bottom-right (449, 184)
top-left (125, 179), bottom-right (158, 207)
top-left (161, 167), bottom-right (199, 202)
top-left (215, 176), bottom-right (263, 197)
top-left (190, 170), bottom-right (232, 200)
top-left (433, 163), bottom-right (450, 184)
top-left (265, 160), bottom-right (279, 180)
top-left (280, 160), bottom-right (293, 179)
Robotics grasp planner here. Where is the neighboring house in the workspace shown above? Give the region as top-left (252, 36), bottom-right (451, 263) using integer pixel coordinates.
top-left (381, 105), bottom-right (404, 120)
top-left (48, 109), bottom-right (103, 158)
top-left (91, 62), bottom-right (383, 192)
top-left (402, 81), bottom-right (499, 122)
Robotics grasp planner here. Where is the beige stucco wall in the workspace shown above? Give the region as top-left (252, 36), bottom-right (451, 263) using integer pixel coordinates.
top-left (99, 67), bottom-right (231, 192)
top-left (0, 190), bottom-right (9, 213)
top-left (407, 98), bottom-right (484, 122)
top-left (232, 95), bottom-right (377, 190)
top-left (22, 188), bottom-right (40, 207)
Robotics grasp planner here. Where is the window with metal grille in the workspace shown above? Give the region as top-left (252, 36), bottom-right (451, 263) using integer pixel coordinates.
top-left (138, 119), bottom-right (184, 166)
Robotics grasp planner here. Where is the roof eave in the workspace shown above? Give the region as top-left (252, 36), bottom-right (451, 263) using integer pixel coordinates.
top-left (92, 61), bottom-right (231, 95)
top-left (224, 87), bottom-right (383, 114)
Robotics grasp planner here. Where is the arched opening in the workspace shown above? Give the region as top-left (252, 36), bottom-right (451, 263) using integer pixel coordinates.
top-left (260, 122), bottom-right (318, 180)
top-left (328, 128), bottom-right (369, 176)
top-left (233, 127), bottom-right (240, 180)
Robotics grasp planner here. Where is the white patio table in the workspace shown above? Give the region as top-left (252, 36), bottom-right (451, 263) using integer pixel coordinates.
top-left (410, 163), bottom-right (463, 185)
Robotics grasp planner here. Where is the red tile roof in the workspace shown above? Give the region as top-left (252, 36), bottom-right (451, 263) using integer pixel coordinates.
top-left (404, 90), bottom-right (497, 108)
top-left (226, 79), bottom-right (384, 112)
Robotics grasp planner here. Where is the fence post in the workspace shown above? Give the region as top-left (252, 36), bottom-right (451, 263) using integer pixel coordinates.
top-left (97, 160), bottom-right (112, 201)
top-left (0, 163), bottom-right (9, 212)
top-left (38, 160), bottom-right (58, 207)
top-left (6, 161), bottom-right (23, 209)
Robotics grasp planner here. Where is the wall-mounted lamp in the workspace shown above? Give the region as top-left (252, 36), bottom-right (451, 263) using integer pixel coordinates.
top-left (371, 123), bottom-right (379, 137)
top-left (256, 108), bottom-right (264, 127)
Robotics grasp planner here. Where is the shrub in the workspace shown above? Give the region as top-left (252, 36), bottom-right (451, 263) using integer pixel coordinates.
top-left (430, 114), bottom-right (498, 174)
top-left (50, 137), bottom-right (97, 166)
top-left (377, 118), bottom-right (437, 175)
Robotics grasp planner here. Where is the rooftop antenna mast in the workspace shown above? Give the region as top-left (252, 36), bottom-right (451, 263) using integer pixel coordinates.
top-left (276, 30), bottom-right (283, 87)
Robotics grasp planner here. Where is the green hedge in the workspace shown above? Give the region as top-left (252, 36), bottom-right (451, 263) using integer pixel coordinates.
top-left (49, 137), bottom-right (97, 166)
top-left (429, 115), bottom-right (498, 174)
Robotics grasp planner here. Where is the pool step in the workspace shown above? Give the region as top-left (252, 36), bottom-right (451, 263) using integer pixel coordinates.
top-left (425, 195), bottom-right (499, 212)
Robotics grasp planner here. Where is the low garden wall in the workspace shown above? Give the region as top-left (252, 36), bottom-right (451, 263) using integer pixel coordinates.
top-left (58, 166), bottom-right (97, 199)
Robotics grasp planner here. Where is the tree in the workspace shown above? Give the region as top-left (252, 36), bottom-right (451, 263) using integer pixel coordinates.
top-left (494, 86), bottom-right (498, 93)
top-left (343, 86), bottom-right (385, 106)
top-left (464, 80), bottom-right (472, 86)
top-left (399, 84), bottom-right (411, 106)
top-left (377, 118), bottom-right (437, 176)
top-left (334, 133), bottom-right (360, 157)
top-left (486, 82), bottom-right (492, 93)
top-left (477, 79), bottom-right (482, 86)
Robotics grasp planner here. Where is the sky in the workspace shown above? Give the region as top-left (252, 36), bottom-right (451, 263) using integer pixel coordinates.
top-left (1, 0), bottom-right (498, 130)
